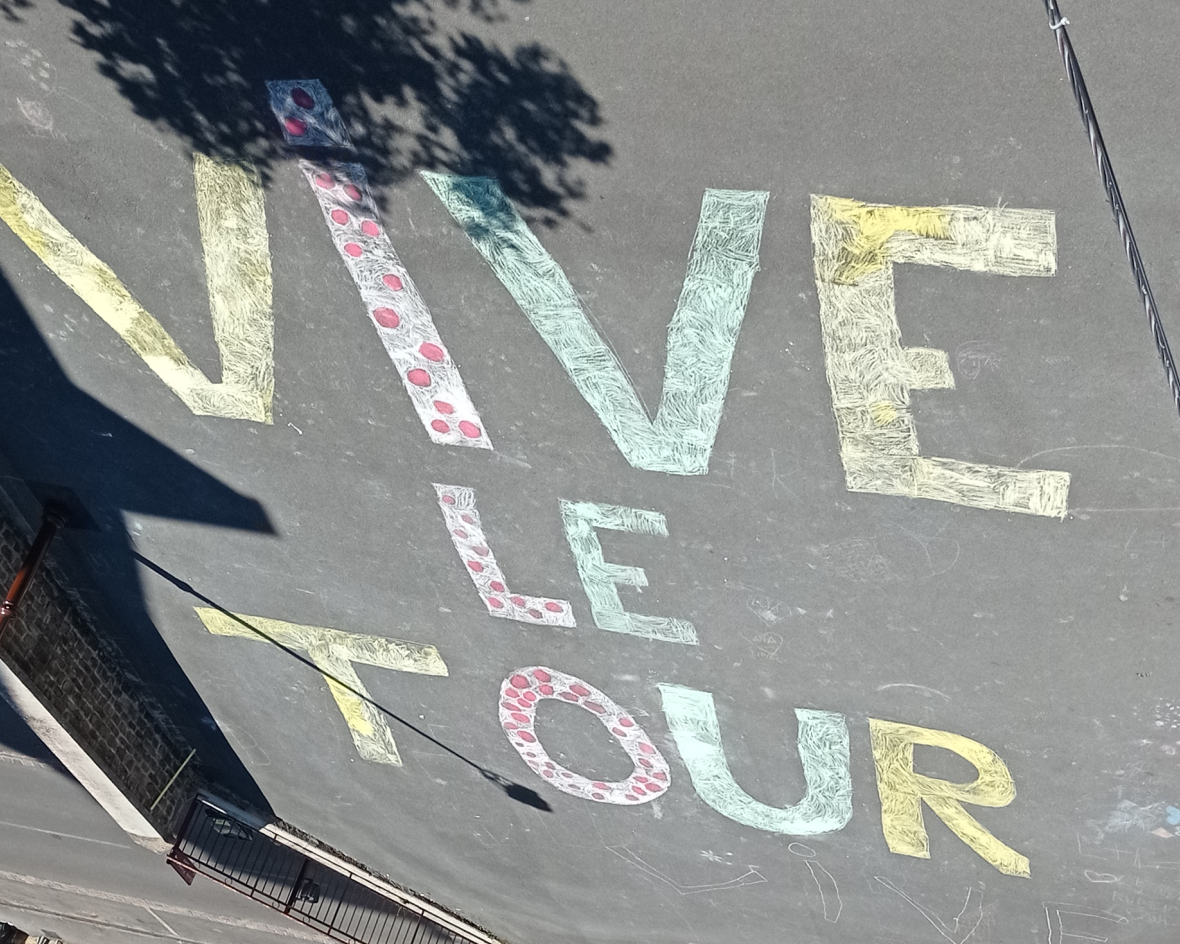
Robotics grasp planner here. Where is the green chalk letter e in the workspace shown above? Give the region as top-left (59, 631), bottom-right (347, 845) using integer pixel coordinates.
top-left (423, 173), bottom-right (768, 475)
top-left (659, 684), bottom-right (852, 835)
top-left (560, 500), bottom-right (697, 645)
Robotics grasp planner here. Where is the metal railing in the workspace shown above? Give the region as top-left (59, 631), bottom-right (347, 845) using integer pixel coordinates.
top-left (169, 797), bottom-right (494, 944)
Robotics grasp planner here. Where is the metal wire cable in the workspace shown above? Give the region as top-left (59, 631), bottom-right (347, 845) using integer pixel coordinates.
top-left (1040, 0), bottom-right (1180, 419)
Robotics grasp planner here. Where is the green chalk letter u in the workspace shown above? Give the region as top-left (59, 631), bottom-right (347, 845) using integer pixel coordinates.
top-left (423, 173), bottom-right (768, 475)
top-left (659, 684), bottom-right (852, 835)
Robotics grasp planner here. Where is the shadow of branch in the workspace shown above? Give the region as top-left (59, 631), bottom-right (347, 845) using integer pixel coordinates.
top-left (57, 0), bottom-right (611, 223)
top-left (132, 552), bottom-right (552, 813)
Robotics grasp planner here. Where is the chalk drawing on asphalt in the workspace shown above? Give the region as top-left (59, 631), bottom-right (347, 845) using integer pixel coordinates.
top-left (810, 194), bottom-right (1070, 517)
top-left (788, 843), bottom-right (842, 923)
top-left (297, 160), bottom-right (491, 448)
top-left (607, 846), bottom-right (766, 895)
top-left (500, 666), bottom-right (669, 804)
top-left (433, 483), bottom-right (574, 626)
top-left (195, 608), bottom-right (447, 766)
top-left (0, 155), bottom-right (275, 422)
top-left (869, 717), bottom-right (1030, 876)
top-left (266, 80), bottom-right (354, 149)
top-left (875, 877), bottom-right (983, 944)
top-left (424, 172), bottom-right (767, 475)
top-left (659, 684), bottom-right (852, 835)
top-left (560, 500), bottom-right (697, 644)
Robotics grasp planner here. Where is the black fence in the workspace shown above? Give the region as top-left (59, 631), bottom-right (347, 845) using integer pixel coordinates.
top-left (169, 797), bottom-right (492, 944)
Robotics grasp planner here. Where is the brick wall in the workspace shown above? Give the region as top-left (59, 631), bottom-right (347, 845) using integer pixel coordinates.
top-left (0, 510), bottom-right (201, 840)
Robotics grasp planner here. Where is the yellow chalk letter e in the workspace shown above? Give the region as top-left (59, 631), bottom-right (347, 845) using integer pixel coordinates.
top-left (869, 718), bottom-right (1030, 877)
top-left (810, 195), bottom-right (1070, 517)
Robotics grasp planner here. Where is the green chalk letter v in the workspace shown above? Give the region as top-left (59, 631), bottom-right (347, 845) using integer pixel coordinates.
top-left (423, 174), bottom-right (768, 475)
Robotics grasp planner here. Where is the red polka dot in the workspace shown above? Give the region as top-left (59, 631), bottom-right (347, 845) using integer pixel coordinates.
top-left (510, 674), bottom-right (530, 690)
top-left (592, 782), bottom-right (608, 790)
top-left (473, 546), bottom-right (489, 557)
top-left (407, 368), bottom-right (430, 387)
top-left (653, 771), bottom-right (668, 781)
top-left (430, 419), bottom-right (449, 433)
top-left (639, 757), bottom-right (652, 768)
top-left (441, 494), bottom-right (456, 505)
top-left (611, 727), bottom-right (627, 737)
top-left (533, 669), bottom-right (551, 682)
top-left (544, 601), bottom-right (563, 613)
top-left (343, 184), bottom-right (362, 201)
top-left (382, 274), bottom-right (403, 291)
top-left (330, 208), bottom-right (350, 225)
top-left (528, 608), bottom-right (543, 619)
top-left (314, 173), bottom-right (334, 189)
top-left (561, 771), bottom-right (574, 778)
top-left (434, 400), bottom-right (454, 415)
top-left (510, 596), bottom-right (526, 606)
top-left (490, 581), bottom-right (506, 593)
top-left (543, 769), bottom-right (554, 778)
top-left (592, 792), bottom-right (604, 800)
top-left (467, 560), bottom-right (484, 573)
top-left (504, 687), bottom-right (520, 699)
top-left (518, 731), bottom-right (536, 743)
top-left (373, 307), bottom-right (399, 328)
top-left (510, 712), bottom-right (530, 724)
top-left (560, 692), bottom-right (579, 702)
top-left (521, 691), bottom-right (537, 702)
top-left (638, 742), bottom-right (656, 755)
top-left (501, 702), bottom-right (517, 712)
top-left (502, 722), bottom-right (517, 730)
top-left (584, 701), bottom-right (605, 713)
top-left (645, 782), bottom-right (663, 793)
top-left (461, 514), bottom-right (475, 524)
top-left (635, 776), bottom-right (649, 783)
top-left (343, 242), bottom-right (363, 258)
top-left (618, 717), bottom-right (634, 728)
top-left (570, 684), bottom-right (591, 697)
top-left (452, 528), bottom-right (467, 539)
top-left (361, 220), bottom-right (380, 237)
top-left (419, 342), bottom-right (445, 362)
top-left (291, 87), bottom-right (315, 109)
top-left (458, 420), bottom-right (481, 439)
top-left (539, 684), bottom-right (554, 696)
top-left (284, 117), bottom-right (307, 136)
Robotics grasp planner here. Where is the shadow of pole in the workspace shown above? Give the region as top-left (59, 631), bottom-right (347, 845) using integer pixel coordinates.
top-left (132, 551), bottom-right (553, 813)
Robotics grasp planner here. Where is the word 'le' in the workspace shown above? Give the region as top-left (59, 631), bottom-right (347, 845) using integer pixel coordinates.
top-left (0, 79), bottom-right (1072, 517)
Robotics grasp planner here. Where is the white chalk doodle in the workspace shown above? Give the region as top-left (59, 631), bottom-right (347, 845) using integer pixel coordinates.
top-left (432, 483), bottom-right (574, 626)
top-left (875, 877), bottom-right (983, 944)
top-left (499, 667), bottom-right (670, 805)
top-left (424, 173), bottom-right (768, 475)
top-left (607, 846), bottom-right (766, 895)
top-left (658, 684), bottom-right (852, 835)
top-left (788, 843), bottom-right (842, 923)
top-left (1043, 902), bottom-right (1128, 944)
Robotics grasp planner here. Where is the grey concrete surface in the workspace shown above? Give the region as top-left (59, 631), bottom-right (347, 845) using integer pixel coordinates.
top-left (3, 1), bottom-right (1180, 943)
top-left (0, 698), bottom-right (339, 944)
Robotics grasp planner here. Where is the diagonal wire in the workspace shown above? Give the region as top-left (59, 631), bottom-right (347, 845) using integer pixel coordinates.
top-left (1040, 0), bottom-right (1180, 420)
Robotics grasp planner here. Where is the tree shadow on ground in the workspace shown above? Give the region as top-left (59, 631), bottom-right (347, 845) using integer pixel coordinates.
top-left (58, 0), bottom-right (611, 224)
